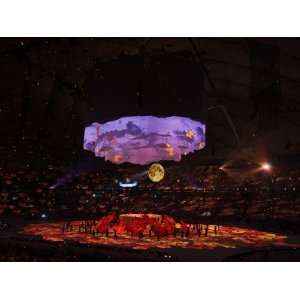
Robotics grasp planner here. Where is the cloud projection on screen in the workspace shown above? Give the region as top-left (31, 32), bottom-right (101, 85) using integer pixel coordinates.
top-left (83, 116), bottom-right (206, 165)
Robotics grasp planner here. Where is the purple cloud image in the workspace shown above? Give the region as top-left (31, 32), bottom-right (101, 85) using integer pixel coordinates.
top-left (83, 116), bottom-right (206, 165)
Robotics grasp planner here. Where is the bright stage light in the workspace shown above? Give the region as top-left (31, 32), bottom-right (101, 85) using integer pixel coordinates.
top-left (119, 180), bottom-right (138, 188)
top-left (261, 163), bottom-right (271, 171)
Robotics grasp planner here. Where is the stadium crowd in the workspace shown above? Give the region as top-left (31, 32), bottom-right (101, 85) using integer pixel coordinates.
top-left (0, 161), bottom-right (300, 223)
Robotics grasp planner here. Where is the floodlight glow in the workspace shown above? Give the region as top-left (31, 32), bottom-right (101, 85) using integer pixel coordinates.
top-left (261, 163), bottom-right (271, 171)
top-left (84, 116), bottom-right (205, 165)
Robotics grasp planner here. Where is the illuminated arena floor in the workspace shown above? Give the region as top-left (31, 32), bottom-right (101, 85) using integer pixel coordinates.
top-left (20, 220), bottom-right (299, 252)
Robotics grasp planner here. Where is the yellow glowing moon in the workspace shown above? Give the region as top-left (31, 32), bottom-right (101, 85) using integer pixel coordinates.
top-left (148, 163), bottom-right (165, 182)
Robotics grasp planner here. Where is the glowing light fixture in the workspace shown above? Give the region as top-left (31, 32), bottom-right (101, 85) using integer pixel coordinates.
top-left (261, 163), bottom-right (272, 171)
top-left (119, 180), bottom-right (138, 188)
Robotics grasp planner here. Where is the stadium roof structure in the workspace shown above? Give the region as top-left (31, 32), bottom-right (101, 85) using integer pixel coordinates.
top-left (1, 38), bottom-right (300, 163)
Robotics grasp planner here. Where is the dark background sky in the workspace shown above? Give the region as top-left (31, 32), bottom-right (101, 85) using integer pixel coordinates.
top-left (1, 37), bottom-right (300, 166)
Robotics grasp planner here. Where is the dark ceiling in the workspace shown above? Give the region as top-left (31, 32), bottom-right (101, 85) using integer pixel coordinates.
top-left (1, 37), bottom-right (300, 165)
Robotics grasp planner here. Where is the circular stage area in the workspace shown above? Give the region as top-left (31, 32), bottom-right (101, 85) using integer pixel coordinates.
top-left (19, 213), bottom-right (298, 251)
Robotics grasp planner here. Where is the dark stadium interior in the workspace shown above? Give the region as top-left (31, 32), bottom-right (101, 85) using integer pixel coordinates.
top-left (1, 37), bottom-right (300, 261)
